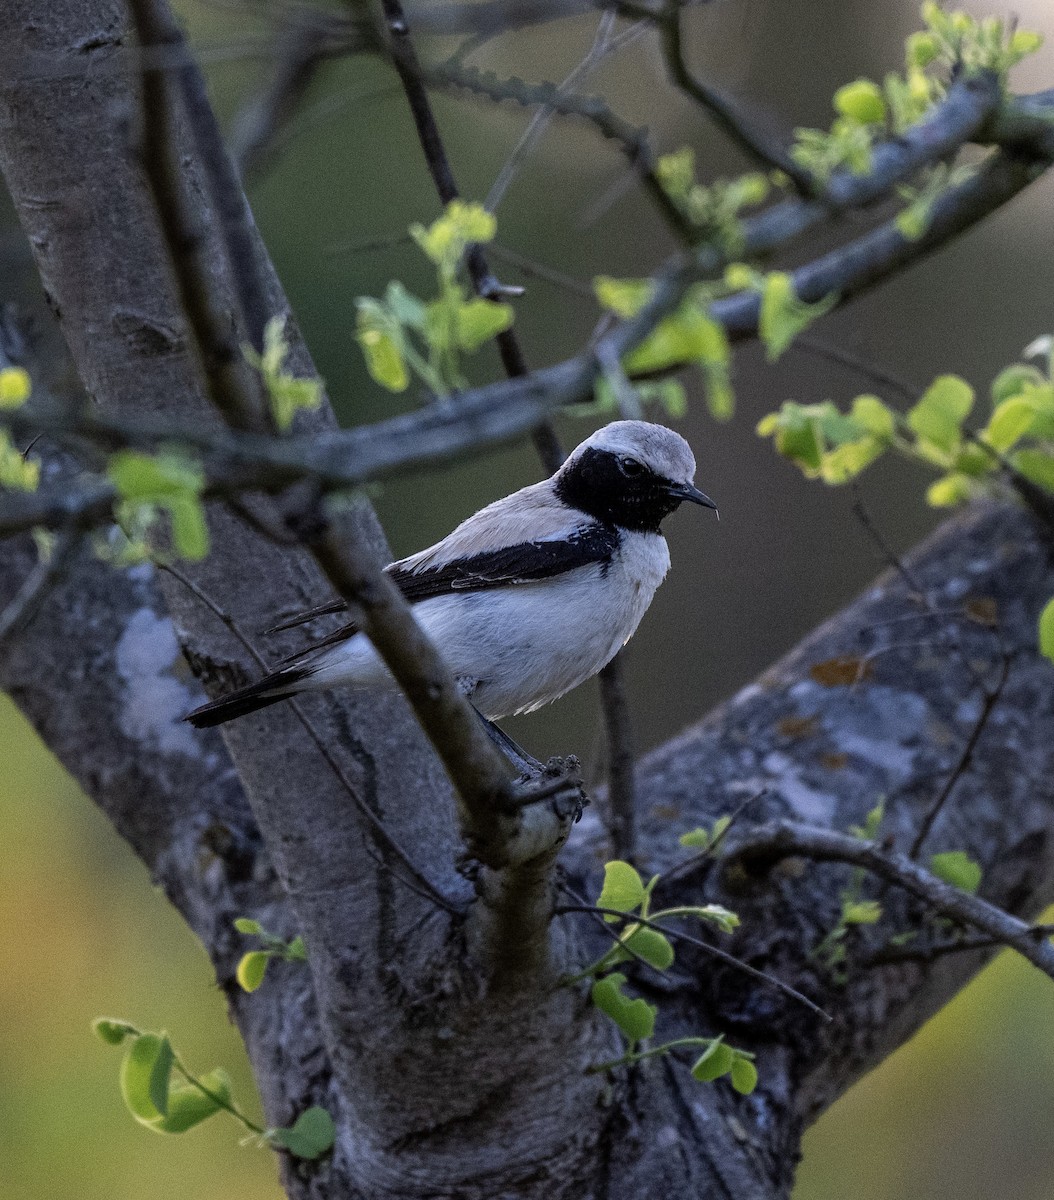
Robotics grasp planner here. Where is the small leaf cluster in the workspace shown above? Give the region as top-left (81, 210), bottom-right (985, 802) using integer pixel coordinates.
top-left (0, 365), bottom-right (40, 492)
top-left (790, 5), bottom-right (1042, 184)
top-left (913, 3), bottom-right (1044, 77)
top-left (92, 1018), bottom-right (335, 1159)
top-left (724, 264), bottom-right (838, 363)
top-left (581, 860), bottom-right (755, 1093)
top-left (107, 448), bottom-right (209, 562)
top-left (815, 804), bottom-right (887, 976)
top-left (233, 917), bottom-right (308, 993)
top-left (895, 161), bottom-right (976, 241)
top-left (593, 276), bottom-right (733, 419)
top-left (758, 348), bottom-right (1054, 510)
top-left (678, 814), bottom-right (733, 852)
top-left (655, 148), bottom-right (770, 252)
top-left (355, 201), bottom-right (513, 395)
top-left (815, 805), bottom-right (984, 976)
top-left (929, 849), bottom-right (982, 894)
top-left (245, 316), bottom-right (323, 433)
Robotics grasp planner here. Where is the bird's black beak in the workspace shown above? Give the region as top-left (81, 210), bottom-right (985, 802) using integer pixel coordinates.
top-left (666, 481), bottom-right (719, 517)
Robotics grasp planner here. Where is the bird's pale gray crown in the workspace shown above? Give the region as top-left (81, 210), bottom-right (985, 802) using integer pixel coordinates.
top-left (564, 420), bottom-right (698, 488)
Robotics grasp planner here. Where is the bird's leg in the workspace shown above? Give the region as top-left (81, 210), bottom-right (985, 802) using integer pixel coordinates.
top-left (474, 708), bottom-right (544, 778)
top-left (473, 709), bottom-right (589, 824)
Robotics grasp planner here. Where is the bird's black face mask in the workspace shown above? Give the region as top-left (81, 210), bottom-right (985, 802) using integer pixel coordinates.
top-left (556, 448), bottom-right (717, 533)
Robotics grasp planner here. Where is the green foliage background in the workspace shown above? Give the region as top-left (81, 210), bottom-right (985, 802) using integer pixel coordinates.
top-left (4, 1), bottom-right (1054, 1197)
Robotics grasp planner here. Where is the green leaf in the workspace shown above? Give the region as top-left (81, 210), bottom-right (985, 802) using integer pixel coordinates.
top-left (355, 301), bottom-right (409, 393)
top-left (591, 973), bottom-right (657, 1044)
top-left (167, 496), bottom-right (209, 560)
top-left (149, 1036), bottom-right (174, 1116)
top-left (286, 936), bottom-right (307, 961)
top-left (929, 851), bottom-right (982, 894)
top-left (983, 397), bottom-right (1036, 452)
top-left (384, 281), bottom-right (427, 331)
top-left (906, 30), bottom-right (939, 68)
top-left (272, 1106), bottom-right (337, 1160)
top-left (597, 861), bottom-right (646, 921)
top-left (907, 375), bottom-right (974, 453)
top-left (656, 147), bottom-right (696, 201)
top-left (624, 308), bottom-right (725, 376)
top-left (729, 1055), bottom-right (759, 1095)
top-left (451, 298), bottom-right (514, 351)
top-left (249, 317), bottom-right (324, 431)
top-left (758, 273), bottom-right (838, 362)
top-left (841, 899), bottom-right (882, 925)
top-left (850, 395), bottom-right (895, 439)
top-left (411, 201), bottom-right (496, 273)
top-left (0, 366), bottom-right (31, 409)
top-left (619, 924), bottom-right (675, 971)
top-left (853, 801), bottom-right (885, 840)
top-left (757, 402), bottom-right (825, 475)
top-left (108, 449), bottom-right (209, 561)
top-left (1014, 450), bottom-right (1054, 493)
top-left (234, 917), bottom-right (263, 935)
top-left (120, 1033), bottom-right (169, 1125)
top-left (594, 276), bottom-right (654, 317)
top-left (954, 443), bottom-right (996, 478)
top-left (710, 815), bottom-right (732, 844)
top-left (820, 436), bottom-right (884, 484)
top-left (691, 1039), bottom-right (733, 1082)
top-left (0, 430), bottom-right (38, 490)
top-left (926, 473), bottom-right (974, 508)
top-left (834, 79), bottom-right (887, 125)
top-left (992, 364), bottom-right (1046, 406)
top-left (93, 1018), bottom-right (138, 1045)
top-left (155, 1069), bottom-right (232, 1134)
top-left (1040, 597), bottom-right (1054, 665)
top-left (1008, 30), bottom-right (1043, 61)
top-left (685, 904), bottom-right (741, 934)
top-left (237, 951), bottom-right (271, 993)
top-left (679, 827), bottom-right (710, 849)
top-left (109, 450), bottom-right (203, 502)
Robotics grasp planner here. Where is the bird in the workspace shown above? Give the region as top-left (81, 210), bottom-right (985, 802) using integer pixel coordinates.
top-left (184, 420), bottom-right (717, 739)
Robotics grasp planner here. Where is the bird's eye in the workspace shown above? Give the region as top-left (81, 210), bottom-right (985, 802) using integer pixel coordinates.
top-left (618, 456), bottom-right (644, 477)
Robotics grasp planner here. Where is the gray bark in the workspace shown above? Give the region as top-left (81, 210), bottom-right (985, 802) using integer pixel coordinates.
top-left (2, 3), bottom-right (1054, 1198)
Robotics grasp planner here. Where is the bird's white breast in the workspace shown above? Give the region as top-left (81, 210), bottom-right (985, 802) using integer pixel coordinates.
top-left (308, 529), bottom-right (670, 720)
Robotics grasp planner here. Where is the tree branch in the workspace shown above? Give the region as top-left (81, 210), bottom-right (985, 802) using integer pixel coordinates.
top-left (724, 817), bottom-right (1054, 982)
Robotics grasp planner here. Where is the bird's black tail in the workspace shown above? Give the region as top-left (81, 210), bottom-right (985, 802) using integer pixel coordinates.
top-left (184, 666), bottom-right (311, 729)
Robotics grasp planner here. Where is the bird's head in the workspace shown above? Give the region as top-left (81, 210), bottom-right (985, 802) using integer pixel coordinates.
top-left (555, 420), bottom-right (717, 533)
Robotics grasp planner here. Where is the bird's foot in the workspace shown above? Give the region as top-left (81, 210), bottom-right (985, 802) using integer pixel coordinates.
top-left (516, 754), bottom-right (588, 823)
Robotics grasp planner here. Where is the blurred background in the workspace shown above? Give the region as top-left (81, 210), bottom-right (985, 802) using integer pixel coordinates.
top-left (3, 0), bottom-right (1054, 1196)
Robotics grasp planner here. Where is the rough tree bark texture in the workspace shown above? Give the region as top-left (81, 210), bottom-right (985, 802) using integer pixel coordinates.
top-left (2, 3), bottom-right (1054, 1199)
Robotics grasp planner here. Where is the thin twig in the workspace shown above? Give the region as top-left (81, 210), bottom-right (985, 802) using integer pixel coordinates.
top-left (861, 923), bottom-right (1054, 968)
top-left (372, 0), bottom-right (567, 475)
top-left (909, 654), bottom-right (1012, 858)
top-left (487, 242), bottom-right (596, 298)
top-left (0, 528), bottom-right (78, 651)
top-left (484, 13), bottom-right (649, 213)
top-left (556, 887), bottom-right (830, 1019)
top-left (127, 0), bottom-right (267, 431)
top-left (430, 55), bottom-right (695, 245)
top-left (656, 789), bottom-right (767, 891)
top-left (597, 660), bottom-right (637, 860)
top-left (725, 819), bottom-right (1054, 984)
top-left (658, 0), bottom-right (811, 191)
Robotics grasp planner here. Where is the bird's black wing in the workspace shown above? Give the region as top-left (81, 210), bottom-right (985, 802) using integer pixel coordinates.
top-left (391, 523), bottom-right (620, 600)
top-left (273, 523), bottom-right (619, 662)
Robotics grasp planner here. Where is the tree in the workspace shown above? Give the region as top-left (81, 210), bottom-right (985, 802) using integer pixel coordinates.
top-left (2, 1), bottom-right (1054, 1196)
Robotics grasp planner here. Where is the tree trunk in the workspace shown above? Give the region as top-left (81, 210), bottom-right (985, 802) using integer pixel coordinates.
top-left (2, 3), bottom-right (1054, 1197)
